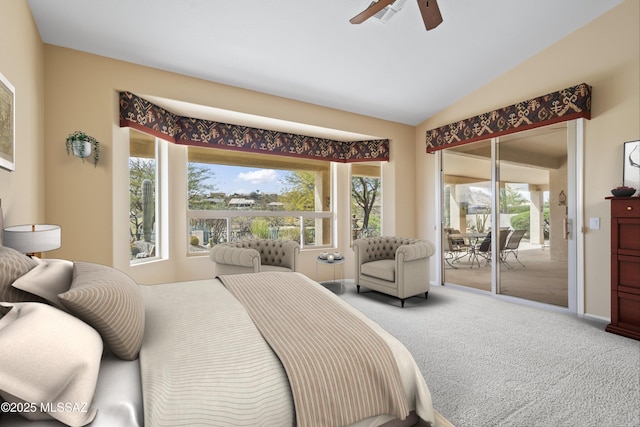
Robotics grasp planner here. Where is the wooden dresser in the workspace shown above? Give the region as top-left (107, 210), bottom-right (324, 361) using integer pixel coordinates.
top-left (605, 196), bottom-right (640, 340)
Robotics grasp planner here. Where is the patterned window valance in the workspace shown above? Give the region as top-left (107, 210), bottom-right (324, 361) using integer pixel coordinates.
top-left (426, 83), bottom-right (591, 153)
top-left (119, 92), bottom-right (389, 162)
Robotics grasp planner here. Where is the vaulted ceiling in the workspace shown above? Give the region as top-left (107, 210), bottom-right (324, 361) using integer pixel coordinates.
top-left (28, 0), bottom-right (622, 125)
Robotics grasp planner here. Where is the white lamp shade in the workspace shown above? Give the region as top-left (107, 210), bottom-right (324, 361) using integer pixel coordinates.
top-left (3, 224), bottom-right (61, 254)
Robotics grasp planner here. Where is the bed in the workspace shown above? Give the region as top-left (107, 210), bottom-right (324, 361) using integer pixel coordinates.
top-left (0, 244), bottom-right (442, 427)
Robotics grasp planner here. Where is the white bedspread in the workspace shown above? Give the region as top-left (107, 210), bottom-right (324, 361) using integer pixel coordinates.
top-left (140, 279), bottom-right (294, 426)
top-left (140, 276), bottom-right (435, 427)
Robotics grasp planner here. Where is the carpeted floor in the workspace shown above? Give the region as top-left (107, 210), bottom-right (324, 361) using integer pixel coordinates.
top-left (338, 283), bottom-right (640, 427)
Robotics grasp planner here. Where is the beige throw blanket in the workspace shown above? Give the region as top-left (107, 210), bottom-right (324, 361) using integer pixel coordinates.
top-left (219, 272), bottom-right (410, 427)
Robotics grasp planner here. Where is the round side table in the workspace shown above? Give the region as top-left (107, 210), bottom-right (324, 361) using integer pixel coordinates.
top-left (315, 256), bottom-right (346, 293)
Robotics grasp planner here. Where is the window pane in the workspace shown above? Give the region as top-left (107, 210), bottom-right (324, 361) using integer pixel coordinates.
top-left (187, 164), bottom-right (329, 213)
top-left (189, 218), bottom-right (228, 253)
top-left (352, 163), bottom-right (381, 240)
top-left (129, 131), bottom-right (159, 262)
top-left (187, 146), bottom-right (333, 252)
top-left (187, 147), bottom-right (330, 213)
top-left (230, 216), bottom-right (300, 242)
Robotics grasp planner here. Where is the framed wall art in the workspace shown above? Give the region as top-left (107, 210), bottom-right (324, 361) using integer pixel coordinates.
top-left (0, 71), bottom-right (15, 171)
top-left (623, 140), bottom-right (640, 192)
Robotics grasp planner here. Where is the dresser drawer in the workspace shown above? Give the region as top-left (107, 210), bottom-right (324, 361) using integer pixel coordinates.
top-left (617, 292), bottom-right (640, 332)
top-left (611, 198), bottom-right (640, 218)
top-left (616, 255), bottom-right (640, 294)
top-left (615, 221), bottom-right (640, 253)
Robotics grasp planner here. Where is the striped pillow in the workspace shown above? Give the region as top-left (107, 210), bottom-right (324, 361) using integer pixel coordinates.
top-left (0, 246), bottom-right (43, 306)
top-left (58, 262), bottom-right (145, 361)
top-left (11, 258), bottom-right (73, 310)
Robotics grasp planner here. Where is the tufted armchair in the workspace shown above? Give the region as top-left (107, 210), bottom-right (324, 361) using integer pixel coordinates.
top-left (210, 239), bottom-right (300, 276)
top-left (352, 237), bottom-right (436, 307)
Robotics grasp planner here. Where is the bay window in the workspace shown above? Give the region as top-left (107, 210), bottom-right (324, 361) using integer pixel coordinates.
top-left (187, 146), bottom-right (333, 254)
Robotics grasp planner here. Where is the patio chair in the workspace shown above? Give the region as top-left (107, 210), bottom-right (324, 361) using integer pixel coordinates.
top-left (501, 229), bottom-right (526, 268)
top-left (449, 229), bottom-right (469, 250)
top-left (472, 230), bottom-right (509, 268)
top-left (471, 232), bottom-right (491, 267)
top-left (443, 233), bottom-right (466, 268)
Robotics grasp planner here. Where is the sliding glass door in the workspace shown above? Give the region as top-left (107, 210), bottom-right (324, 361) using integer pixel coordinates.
top-left (442, 139), bottom-right (492, 292)
top-left (496, 126), bottom-right (569, 307)
top-left (441, 122), bottom-right (579, 311)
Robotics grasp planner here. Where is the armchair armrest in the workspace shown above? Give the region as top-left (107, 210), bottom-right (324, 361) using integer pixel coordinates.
top-left (396, 241), bottom-right (436, 262)
top-left (209, 245), bottom-right (261, 269)
top-left (271, 240), bottom-right (300, 270)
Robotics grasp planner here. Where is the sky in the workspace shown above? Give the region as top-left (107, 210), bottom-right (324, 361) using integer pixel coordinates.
top-left (204, 164), bottom-right (286, 195)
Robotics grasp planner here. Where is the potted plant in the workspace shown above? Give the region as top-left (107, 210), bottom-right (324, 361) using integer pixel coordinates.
top-left (65, 131), bottom-right (100, 167)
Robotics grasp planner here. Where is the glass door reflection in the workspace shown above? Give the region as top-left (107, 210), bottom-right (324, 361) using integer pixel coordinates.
top-left (442, 124), bottom-right (571, 308)
top-left (442, 140), bottom-right (492, 292)
top-left (496, 126), bottom-right (569, 307)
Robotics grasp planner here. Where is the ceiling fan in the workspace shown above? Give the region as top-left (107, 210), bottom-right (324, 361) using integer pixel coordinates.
top-left (350, 0), bottom-right (443, 31)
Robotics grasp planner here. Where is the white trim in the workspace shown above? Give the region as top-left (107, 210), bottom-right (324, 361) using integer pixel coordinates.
top-left (575, 119), bottom-right (586, 316)
top-left (566, 121), bottom-right (577, 313)
top-left (158, 138), bottom-right (170, 260)
top-left (435, 151), bottom-right (444, 286)
top-left (491, 138), bottom-right (499, 295)
top-left (564, 119), bottom-right (584, 315)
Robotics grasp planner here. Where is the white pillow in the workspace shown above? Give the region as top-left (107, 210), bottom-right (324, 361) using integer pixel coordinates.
top-left (0, 302), bottom-right (102, 426)
top-left (11, 258), bottom-right (73, 310)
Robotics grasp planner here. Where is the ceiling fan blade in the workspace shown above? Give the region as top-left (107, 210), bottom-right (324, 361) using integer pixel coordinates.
top-left (417, 0), bottom-right (443, 30)
top-left (350, 0), bottom-right (396, 24)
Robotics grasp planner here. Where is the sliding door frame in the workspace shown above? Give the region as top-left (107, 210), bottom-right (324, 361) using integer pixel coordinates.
top-left (436, 119), bottom-right (585, 315)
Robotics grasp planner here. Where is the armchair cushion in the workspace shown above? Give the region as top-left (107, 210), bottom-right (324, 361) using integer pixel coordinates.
top-left (361, 259), bottom-right (396, 282)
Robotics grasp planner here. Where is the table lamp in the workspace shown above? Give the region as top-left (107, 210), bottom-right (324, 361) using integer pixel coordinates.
top-left (3, 224), bottom-right (61, 257)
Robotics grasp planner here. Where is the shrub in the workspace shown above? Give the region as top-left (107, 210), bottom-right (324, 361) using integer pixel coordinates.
top-left (130, 245), bottom-right (141, 257)
top-left (250, 219), bottom-right (270, 239)
top-left (510, 212), bottom-right (530, 235)
top-left (510, 209), bottom-right (550, 238)
top-left (279, 227), bottom-right (301, 243)
top-left (190, 235), bottom-right (200, 246)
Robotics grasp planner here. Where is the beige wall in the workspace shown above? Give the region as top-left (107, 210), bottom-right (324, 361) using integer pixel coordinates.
top-left (41, 45), bottom-right (415, 283)
top-left (0, 1), bottom-right (45, 226)
top-left (415, 0), bottom-right (640, 319)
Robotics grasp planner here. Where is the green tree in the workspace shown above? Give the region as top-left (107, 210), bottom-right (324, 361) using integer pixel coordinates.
top-left (186, 163), bottom-right (219, 248)
top-left (187, 163), bottom-right (218, 209)
top-left (500, 186), bottom-right (528, 213)
top-left (352, 176), bottom-right (380, 233)
top-left (281, 171), bottom-right (315, 211)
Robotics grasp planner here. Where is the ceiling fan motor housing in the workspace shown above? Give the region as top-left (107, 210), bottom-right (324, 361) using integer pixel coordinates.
top-left (371, 0), bottom-right (408, 23)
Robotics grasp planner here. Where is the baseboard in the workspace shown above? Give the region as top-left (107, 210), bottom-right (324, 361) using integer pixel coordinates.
top-left (581, 312), bottom-right (610, 323)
